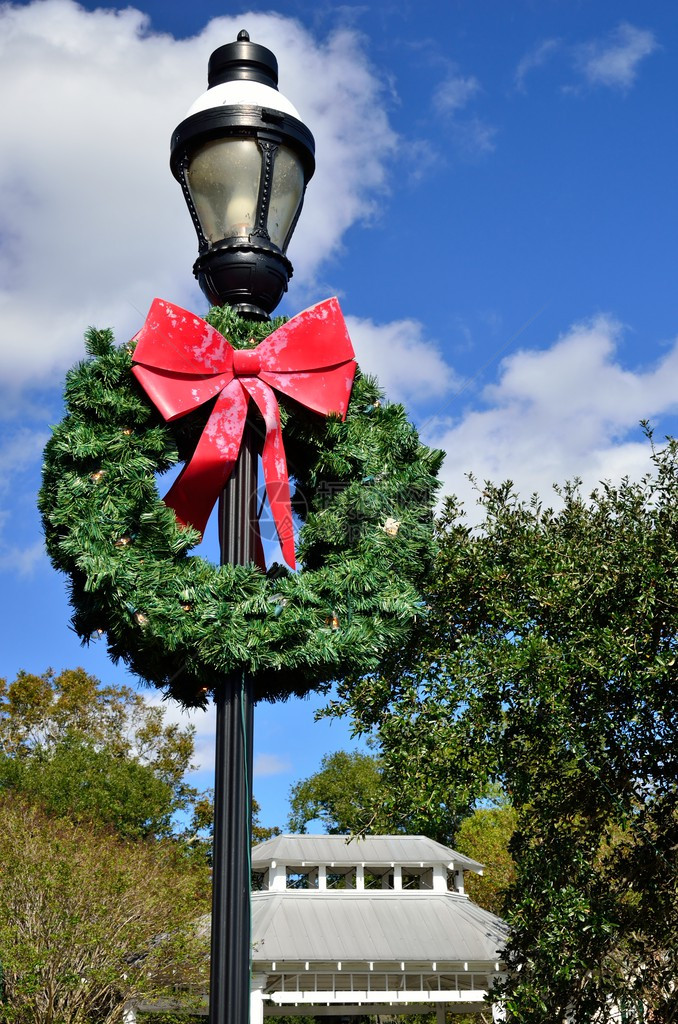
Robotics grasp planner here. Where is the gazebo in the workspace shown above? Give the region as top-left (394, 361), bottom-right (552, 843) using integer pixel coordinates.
top-left (248, 834), bottom-right (507, 1021)
top-left (252, 833), bottom-right (507, 1021)
top-left (132, 833), bottom-right (508, 1021)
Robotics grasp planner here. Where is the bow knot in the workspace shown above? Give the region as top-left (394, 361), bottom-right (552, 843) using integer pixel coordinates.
top-left (131, 297), bottom-right (356, 569)
top-left (232, 348), bottom-right (262, 376)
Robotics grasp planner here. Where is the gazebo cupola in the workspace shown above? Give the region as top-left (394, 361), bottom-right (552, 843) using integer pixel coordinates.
top-left (252, 833), bottom-right (484, 894)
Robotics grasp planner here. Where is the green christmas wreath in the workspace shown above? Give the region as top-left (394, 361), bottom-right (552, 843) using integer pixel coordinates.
top-left (39, 305), bottom-right (443, 708)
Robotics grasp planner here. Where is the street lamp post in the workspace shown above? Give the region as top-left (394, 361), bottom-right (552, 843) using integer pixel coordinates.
top-left (170, 31), bottom-right (315, 1024)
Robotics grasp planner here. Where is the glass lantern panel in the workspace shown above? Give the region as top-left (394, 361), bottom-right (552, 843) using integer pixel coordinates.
top-left (267, 146), bottom-right (305, 250)
top-left (186, 138), bottom-right (262, 244)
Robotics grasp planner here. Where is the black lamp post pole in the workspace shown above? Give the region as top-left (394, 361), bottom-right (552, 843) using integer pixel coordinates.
top-left (210, 422), bottom-right (258, 1024)
top-left (170, 31), bottom-right (315, 1024)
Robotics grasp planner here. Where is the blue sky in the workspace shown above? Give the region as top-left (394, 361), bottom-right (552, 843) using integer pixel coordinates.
top-left (1, 0), bottom-right (677, 829)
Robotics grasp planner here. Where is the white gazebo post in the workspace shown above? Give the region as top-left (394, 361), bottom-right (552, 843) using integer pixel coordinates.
top-left (269, 859), bottom-right (286, 891)
top-left (250, 974), bottom-right (268, 1024)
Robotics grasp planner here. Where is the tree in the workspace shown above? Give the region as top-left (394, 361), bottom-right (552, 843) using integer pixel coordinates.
top-left (0, 794), bottom-right (210, 1024)
top-left (455, 802), bottom-right (517, 917)
top-left (0, 670), bottom-right (288, 1021)
top-left (0, 667), bottom-right (200, 839)
top-left (328, 433), bottom-right (678, 1023)
top-left (0, 735), bottom-right (180, 839)
top-left (287, 749), bottom-right (386, 833)
top-left (0, 666), bottom-right (196, 788)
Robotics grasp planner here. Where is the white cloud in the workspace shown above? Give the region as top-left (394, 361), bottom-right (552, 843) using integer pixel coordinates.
top-left (0, 421), bottom-right (51, 573)
top-left (434, 74), bottom-right (480, 114)
top-left (346, 315), bottom-right (459, 407)
top-left (514, 38), bottom-right (560, 92)
top-left (0, 539), bottom-right (45, 577)
top-left (0, 428), bottom-right (49, 576)
top-left (431, 69), bottom-right (494, 157)
top-left (0, 428), bottom-right (48, 489)
top-left (454, 118), bottom-right (497, 156)
top-left (0, 2), bottom-right (396, 396)
top-left (254, 753), bottom-right (292, 777)
top-left (401, 137), bottom-right (441, 184)
top-left (574, 22), bottom-right (658, 91)
top-left (425, 315), bottom-right (678, 521)
top-left (515, 26), bottom-right (657, 96)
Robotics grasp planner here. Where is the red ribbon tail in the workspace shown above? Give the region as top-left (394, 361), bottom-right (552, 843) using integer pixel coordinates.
top-left (242, 379), bottom-right (296, 570)
top-left (264, 479), bottom-right (296, 569)
top-left (163, 383), bottom-right (248, 536)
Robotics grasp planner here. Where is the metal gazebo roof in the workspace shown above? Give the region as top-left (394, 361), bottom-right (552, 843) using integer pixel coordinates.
top-left (251, 889), bottom-right (507, 965)
top-left (251, 834), bottom-right (485, 874)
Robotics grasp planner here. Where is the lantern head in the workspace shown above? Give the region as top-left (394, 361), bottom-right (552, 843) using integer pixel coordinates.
top-left (171, 30), bottom-right (315, 320)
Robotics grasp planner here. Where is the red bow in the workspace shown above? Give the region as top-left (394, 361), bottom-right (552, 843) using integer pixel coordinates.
top-left (131, 297), bottom-right (356, 569)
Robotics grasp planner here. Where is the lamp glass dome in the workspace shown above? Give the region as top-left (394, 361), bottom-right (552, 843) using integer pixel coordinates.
top-left (265, 146), bottom-right (305, 250)
top-left (187, 138), bottom-right (262, 244)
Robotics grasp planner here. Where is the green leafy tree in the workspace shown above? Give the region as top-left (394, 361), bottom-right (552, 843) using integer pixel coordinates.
top-left (0, 668), bottom-right (285, 850)
top-left (0, 667), bottom-right (202, 839)
top-left (287, 749), bottom-right (386, 833)
top-left (0, 794), bottom-right (210, 1024)
top-left (455, 803), bottom-right (517, 917)
top-left (0, 735), bottom-right (179, 839)
top-left (328, 433), bottom-right (678, 1022)
top-left (0, 666), bottom-right (196, 785)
